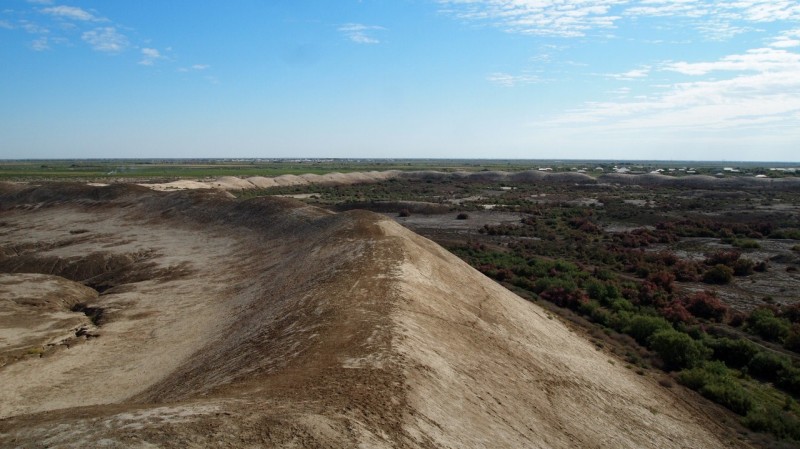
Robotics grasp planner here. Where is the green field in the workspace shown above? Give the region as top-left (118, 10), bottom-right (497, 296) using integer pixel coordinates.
top-left (1, 159), bottom-right (797, 181)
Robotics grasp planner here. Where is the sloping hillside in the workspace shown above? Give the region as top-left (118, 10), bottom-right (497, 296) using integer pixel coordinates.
top-left (0, 184), bottom-right (744, 448)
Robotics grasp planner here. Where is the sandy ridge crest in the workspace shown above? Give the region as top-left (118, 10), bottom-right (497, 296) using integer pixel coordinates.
top-left (138, 170), bottom-right (800, 192)
top-left (0, 185), bottom-right (749, 448)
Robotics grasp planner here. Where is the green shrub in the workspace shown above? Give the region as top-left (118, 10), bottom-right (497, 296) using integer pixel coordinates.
top-left (584, 279), bottom-right (603, 298)
top-left (700, 379), bottom-right (754, 415)
top-left (649, 329), bottom-right (709, 370)
top-left (678, 361), bottom-right (753, 415)
top-left (703, 264), bottom-right (734, 284)
top-left (785, 324), bottom-right (800, 353)
top-left (733, 258), bottom-right (755, 276)
top-left (744, 406), bottom-right (800, 440)
top-left (777, 367), bottom-right (800, 397)
top-left (625, 314), bottom-right (672, 345)
top-left (608, 310), bottom-right (633, 333)
top-left (732, 239), bottom-right (761, 249)
top-left (708, 337), bottom-right (759, 369)
top-left (610, 298), bottom-right (635, 313)
top-left (748, 351), bottom-right (791, 380)
top-left (771, 228), bottom-right (800, 240)
top-left (748, 308), bottom-right (791, 342)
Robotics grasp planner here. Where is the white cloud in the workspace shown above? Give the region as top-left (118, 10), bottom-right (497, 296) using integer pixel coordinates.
top-left (665, 47), bottom-right (800, 75)
top-left (20, 20), bottom-right (48, 34)
top-left (31, 36), bottom-right (49, 51)
top-left (487, 72), bottom-right (540, 87)
top-left (608, 66), bottom-right (651, 80)
top-left (625, 0), bottom-right (800, 22)
top-left (179, 64), bottom-right (210, 72)
top-left (439, 0), bottom-right (625, 38)
top-left (0, 20), bottom-right (13, 30)
top-left (41, 5), bottom-right (101, 22)
top-left (770, 29), bottom-right (800, 48)
top-left (546, 46), bottom-right (800, 135)
top-left (624, 1), bottom-right (708, 19)
top-left (339, 23), bottom-right (385, 44)
top-left (139, 47), bottom-right (164, 65)
top-left (729, 0), bottom-right (800, 22)
top-left (81, 27), bottom-right (127, 53)
top-left (440, 1), bottom-right (800, 39)
top-left (694, 20), bottom-right (752, 41)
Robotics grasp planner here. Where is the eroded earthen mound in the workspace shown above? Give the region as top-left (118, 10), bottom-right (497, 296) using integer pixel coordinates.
top-left (0, 184), bottom-right (744, 448)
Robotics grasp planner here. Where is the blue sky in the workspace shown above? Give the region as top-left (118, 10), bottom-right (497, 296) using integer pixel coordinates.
top-left (1, 0), bottom-right (799, 161)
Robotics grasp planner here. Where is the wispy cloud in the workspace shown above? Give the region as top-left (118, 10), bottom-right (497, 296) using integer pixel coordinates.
top-left (338, 23), bottom-right (385, 44)
top-left (771, 29), bottom-right (800, 48)
top-left (547, 46), bottom-right (800, 134)
top-left (139, 47), bottom-right (165, 65)
top-left (624, 0), bottom-right (800, 22)
top-left (440, 0), bottom-right (800, 39)
top-left (0, 20), bottom-right (13, 30)
top-left (82, 27), bottom-right (128, 53)
top-left (487, 72), bottom-right (540, 87)
top-left (608, 66), bottom-right (651, 80)
top-left (623, 1), bottom-right (709, 19)
top-left (20, 20), bottom-right (48, 34)
top-left (41, 5), bottom-right (102, 22)
top-left (31, 36), bottom-right (49, 51)
top-left (439, 0), bottom-right (624, 38)
top-left (665, 48), bottom-right (800, 75)
top-left (178, 64), bottom-right (210, 72)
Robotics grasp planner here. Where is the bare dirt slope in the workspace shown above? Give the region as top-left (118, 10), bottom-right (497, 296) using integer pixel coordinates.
top-left (0, 183), bottom-right (745, 448)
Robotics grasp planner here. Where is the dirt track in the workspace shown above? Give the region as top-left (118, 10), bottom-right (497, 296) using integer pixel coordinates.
top-left (0, 183), bottom-right (747, 448)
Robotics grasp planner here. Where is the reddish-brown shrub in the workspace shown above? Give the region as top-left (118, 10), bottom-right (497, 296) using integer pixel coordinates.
top-left (673, 260), bottom-right (702, 282)
top-left (539, 287), bottom-right (589, 310)
top-left (684, 291), bottom-right (729, 322)
top-left (648, 271), bottom-right (676, 293)
top-left (705, 250), bottom-right (741, 267)
top-left (661, 300), bottom-right (695, 324)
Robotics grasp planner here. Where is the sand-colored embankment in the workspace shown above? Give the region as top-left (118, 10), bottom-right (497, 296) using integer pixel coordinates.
top-left (0, 183), bottom-right (746, 448)
top-left (140, 169), bottom-right (800, 192)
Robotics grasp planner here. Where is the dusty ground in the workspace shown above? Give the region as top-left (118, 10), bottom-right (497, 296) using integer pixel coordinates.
top-left (0, 183), bottom-right (748, 448)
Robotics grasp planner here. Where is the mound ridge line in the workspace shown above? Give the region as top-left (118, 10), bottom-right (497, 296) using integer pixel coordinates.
top-left (134, 169), bottom-right (800, 191)
top-left (0, 184), bottom-right (745, 448)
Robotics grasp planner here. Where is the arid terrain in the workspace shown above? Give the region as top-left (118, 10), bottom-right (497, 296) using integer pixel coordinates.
top-left (0, 181), bottom-right (747, 448)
